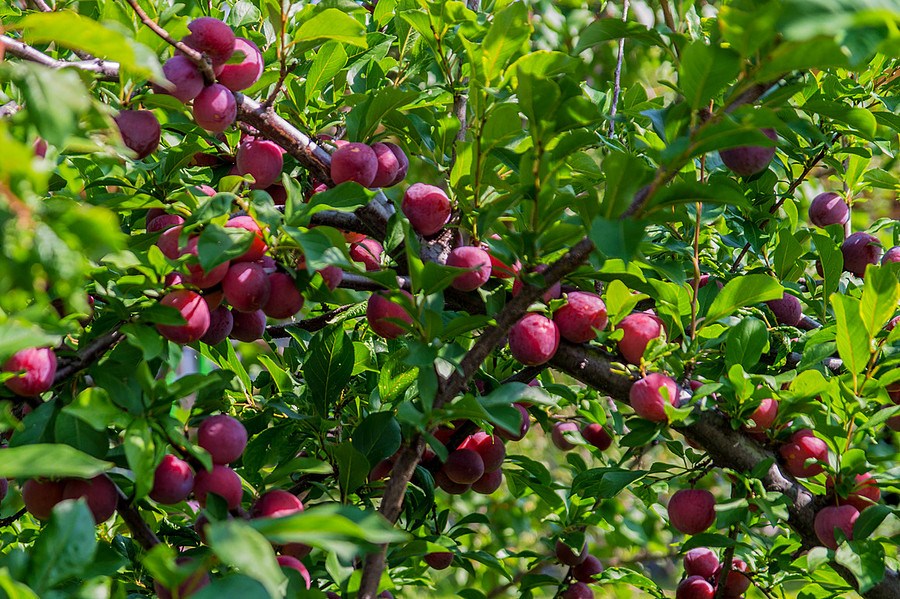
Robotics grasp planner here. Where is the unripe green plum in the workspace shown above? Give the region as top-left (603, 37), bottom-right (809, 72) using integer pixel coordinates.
top-left (156, 290), bottom-right (211, 344)
top-left (192, 84), bottom-right (237, 132)
top-left (508, 313), bottom-right (560, 366)
top-left (3, 347), bottom-right (57, 396)
top-left (667, 489), bottom-right (716, 535)
top-left (198, 414), bottom-right (247, 464)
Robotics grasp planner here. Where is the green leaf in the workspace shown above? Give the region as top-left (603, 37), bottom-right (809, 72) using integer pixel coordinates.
top-left (124, 420), bottom-right (156, 500)
top-left (679, 42), bottom-right (742, 110)
top-left (836, 540), bottom-right (884, 593)
top-left (332, 442), bottom-right (370, 497)
top-left (590, 217), bottom-right (646, 262)
top-left (346, 88), bottom-right (420, 143)
top-left (831, 294), bottom-right (870, 375)
top-left (16, 64), bottom-right (91, 147)
top-left (306, 41), bottom-right (348, 98)
top-left (605, 279), bottom-right (648, 326)
top-left (192, 575), bottom-right (269, 599)
top-left (294, 8), bottom-right (367, 51)
top-left (351, 412), bottom-right (401, 465)
top-left (725, 317), bottom-right (768, 369)
top-left (600, 152), bottom-right (653, 219)
top-left (197, 225), bottom-right (253, 272)
top-left (702, 274), bottom-right (783, 326)
top-left (572, 468), bottom-right (647, 498)
top-left (812, 233), bottom-right (843, 300)
top-left (860, 266), bottom-right (900, 338)
top-left (27, 500), bottom-right (97, 592)
top-left (802, 99), bottom-right (877, 138)
top-left (53, 411), bottom-right (108, 459)
top-left (0, 444), bottom-right (112, 479)
top-left (755, 38), bottom-right (850, 81)
top-left (207, 520), bottom-right (287, 598)
top-left (303, 325), bottom-right (355, 415)
top-left (574, 19), bottom-right (666, 54)
top-left (481, 3), bottom-right (529, 81)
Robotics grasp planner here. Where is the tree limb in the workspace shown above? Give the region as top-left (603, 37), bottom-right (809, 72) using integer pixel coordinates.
top-left (0, 35), bottom-right (119, 82)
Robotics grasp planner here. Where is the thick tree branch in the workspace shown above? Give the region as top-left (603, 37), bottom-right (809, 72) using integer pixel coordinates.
top-left (116, 487), bottom-right (160, 550)
top-left (0, 35), bottom-right (119, 82)
top-left (53, 328), bottom-right (125, 385)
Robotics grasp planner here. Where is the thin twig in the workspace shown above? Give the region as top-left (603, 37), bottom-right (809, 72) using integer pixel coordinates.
top-left (53, 328), bottom-right (125, 385)
top-left (116, 487), bottom-right (160, 550)
top-left (266, 305), bottom-right (353, 338)
top-left (608, 0), bottom-right (630, 138)
top-left (0, 35), bottom-right (119, 81)
top-left (0, 508), bottom-right (27, 528)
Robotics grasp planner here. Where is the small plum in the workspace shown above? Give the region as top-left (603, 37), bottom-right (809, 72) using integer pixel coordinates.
top-left (629, 373), bottom-right (680, 422)
top-left (276, 555), bottom-right (311, 589)
top-left (350, 238), bottom-right (384, 271)
top-left (882, 246), bottom-right (900, 265)
top-left (22, 479), bottom-right (65, 520)
top-left (236, 138), bottom-right (284, 189)
top-left (766, 293), bottom-right (803, 326)
top-left (193, 84), bottom-right (237, 132)
top-left (676, 576), bottom-right (715, 599)
top-left (841, 231), bottom-right (882, 278)
top-left (223, 262), bottom-right (271, 312)
top-left (508, 313), bottom-right (560, 366)
top-left (370, 142), bottom-right (401, 188)
top-left (156, 290), bottom-right (211, 344)
top-left (832, 472), bottom-right (881, 512)
top-left (719, 128), bottom-right (777, 176)
top-left (199, 306), bottom-right (233, 345)
top-left (779, 429), bottom-right (828, 478)
top-left (667, 489), bottom-right (716, 535)
top-left (722, 558), bottom-right (750, 597)
top-left (572, 555), bottom-right (603, 582)
top-left (230, 309), bottom-right (266, 342)
top-left (814, 506), bottom-right (859, 550)
top-left (555, 539), bottom-right (588, 566)
top-left (809, 192), bottom-right (849, 228)
top-left (184, 17), bottom-right (236, 66)
top-left (331, 142), bottom-right (378, 186)
top-left (443, 448), bottom-right (485, 484)
top-left (266, 184), bottom-right (287, 206)
top-left (115, 110), bottom-right (160, 159)
top-left (198, 414), bottom-right (247, 464)
top-left (472, 469), bottom-right (503, 494)
top-left (3, 347), bottom-right (57, 396)
top-left (251, 489), bottom-right (304, 518)
top-left (497, 403), bottom-right (530, 441)
top-left (159, 56), bottom-right (204, 102)
top-left (683, 547), bottom-right (719, 579)
top-left (369, 459), bottom-right (393, 481)
top-left (319, 265), bottom-right (343, 291)
top-left (434, 469), bottom-right (470, 495)
top-left (617, 312), bottom-right (664, 364)
top-left (424, 551), bottom-right (454, 570)
top-left (217, 38), bottom-right (263, 91)
top-left (446, 246), bottom-right (492, 291)
top-left (225, 215), bottom-right (267, 262)
top-left (366, 291), bottom-right (414, 339)
top-left (263, 272), bottom-right (304, 319)
top-left (744, 398), bottom-right (778, 435)
top-left (150, 454), bottom-right (194, 505)
top-left (402, 183), bottom-right (451, 236)
top-left (157, 225), bottom-right (185, 259)
top-left (581, 423), bottom-right (612, 451)
top-left (383, 142), bottom-right (409, 185)
top-left (458, 432), bottom-right (505, 472)
top-left (554, 292), bottom-right (608, 343)
top-left (193, 465), bottom-right (243, 509)
top-left (148, 214), bottom-right (184, 234)
top-left (184, 237), bottom-right (230, 289)
top-left (561, 582), bottom-right (593, 599)
top-left (551, 421), bottom-right (580, 451)
top-left (62, 475), bottom-right (118, 523)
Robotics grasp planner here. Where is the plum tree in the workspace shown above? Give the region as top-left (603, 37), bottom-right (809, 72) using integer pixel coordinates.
top-left (766, 292), bottom-right (803, 326)
top-left (2, 347), bottom-right (57, 396)
top-left (779, 429), bottom-right (828, 478)
top-left (218, 38), bottom-right (263, 91)
top-left (114, 110), bottom-right (160, 159)
top-left (263, 272), bottom-right (304, 319)
top-left (841, 231), bottom-right (882, 277)
top-left (236, 138), bottom-right (284, 189)
top-left (617, 312), bottom-right (665, 364)
top-left (62, 475), bottom-right (118, 523)
top-left (401, 183), bottom-right (451, 236)
top-left (508, 313), bottom-right (560, 366)
top-left (719, 128), bottom-right (777, 176)
top-left (331, 142), bottom-right (378, 186)
top-left (193, 84), bottom-right (237, 132)
top-left (667, 489), bottom-right (716, 535)
top-left (553, 291), bottom-right (607, 343)
top-left (193, 464), bottom-right (243, 508)
top-left (446, 246), bottom-right (492, 291)
top-left (198, 414), bottom-right (247, 464)
top-left (809, 192), bottom-right (849, 227)
top-left (183, 17), bottom-right (236, 66)
top-left (156, 290), bottom-right (211, 344)
top-left (551, 421), bottom-right (579, 451)
top-left (150, 455), bottom-right (195, 504)
top-left (159, 56), bottom-right (204, 102)
top-left (223, 262), bottom-right (271, 312)
top-left (366, 291), bottom-right (414, 339)
top-left (629, 373), bottom-right (680, 422)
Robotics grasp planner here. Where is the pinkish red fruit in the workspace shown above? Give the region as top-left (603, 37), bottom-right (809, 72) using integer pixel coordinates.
top-left (617, 312), bottom-right (664, 364)
top-left (277, 555), bottom-right (311, 589)
top-left (561, 582), bottom-right (593, 599)
top-left (779, 429), bottom-right (828, 478)
top-left (434, 469), bottom-right (470, 495)
top-left (844, 473), bottom-right (881, 511)
top-left (223, 262), bottom-right (271, 312)
top-left (193, 84), bottom-right (237, 132)
top-left (555, 539), bottom-right (588, 566)
top-left (236, 139), bottom-right (284, 189)
top-left (230, 309), bottom-right (266, 342)
top-left (459, 432), bottom-right (505, 472)
top-left (809, 192), bottom-right (848, 228)
top-left (744, 398), bottom-right (779, 436)
top-left (370, 142), bottom-right (401, 188)
top-left (572, 554), bottom-right (603, 582)
top-left (472, 469), bottom-right (503, 494)
top-left (719, 128), bottom-right (777, 176)
top-left (150, 454), bottom-right (194, 504)
top-left (424, 551), bottom-right (454, 570)
top-left (319, 265), bottom-right (343, 290)
top-left (193, 464), bottom-right (242, 508)
top-left (443, 448), bottom-right (485, 484)
top-left (115, 110), bottom-right (160, 159)
top-left (22, 479), bottom-right (65, 520)
top-left (667, 489), bottom-right (716, 535)
top-left (766, 293), bottom-right (802, 326)
top-left (841, 232), bottom-right (882, 278)
top-left (3, 347), bottom-right (57, 396)
top-left (882, 246), bottom-right (900, 265)
top-left (62, 475), bottom-right (118, 523)
top-left (156, 290), bottom-right (211, 344)
top-left (331, 142), bottom-right (378, 186)
top-left (148, 214), bottom-right (184, 234)
top-left (160, 56), bottom-right (204, 102)
top-left (554, 292), bottom-right (608, 343)
top-left (676, 576), bottom-right (714, 599)
top-left (446, 246), bottom-right (492, 291)
top-left (225, 215), bottom-right (267, 262)
top-left (683, 547), bottom-right (719, 579)
top-left (383, 142), bottom-right (409, 185)
top-left (366, 291), bottom-right (414, 339)
top-left (814, 505), bottom-right (859, 549)
top-left (156, 225), bottom-right (185, 259)
top-left (722, 558), bottom-right (750, 597)
top-left (198, 414), bottom-right (247, 464)
top-left (263, 273), bottom-right (304, 319)
top-left (252, 489), bottom-right (304, 518)
top-left (199, 306), bottom-right (233, 345)
top-left (184, 17), bottom-right (236, 67)
top-left (350, 238), bottom-right (383, 271)
top-left (581, 423), bottom-right (612, 450)
top-left (497, 403), bottom-right (530, 441)
top-left (551, 421), bottom-right (579, 451)
top-left (629, 373), bottom-right (680, 422)
top-left (402, 183), bottom-right (451, 236)
top-left (508, 313), bottom-right (560, 366)
top-left (217, 37), bottom-right (263, 91)
top-left (184, 237), bottom-right (230, 289)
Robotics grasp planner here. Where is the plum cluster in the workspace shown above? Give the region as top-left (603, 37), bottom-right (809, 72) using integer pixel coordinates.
top-left (556, 540), bottom-right (604, 598)
top-left (22, 475), bottom-right (117, 524)
top-left (676, 548), bottom-right (749, 599)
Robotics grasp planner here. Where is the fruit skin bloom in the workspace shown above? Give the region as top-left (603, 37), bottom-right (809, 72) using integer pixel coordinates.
top-left (508, 314), bottom-right (560, 366)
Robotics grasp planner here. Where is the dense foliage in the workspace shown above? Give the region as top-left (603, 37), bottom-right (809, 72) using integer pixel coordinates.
top-left (1, 0), bottom-right (900, 598)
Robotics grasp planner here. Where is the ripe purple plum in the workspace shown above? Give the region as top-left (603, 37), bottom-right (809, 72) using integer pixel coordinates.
top-left (722, 558), bottom-right (751, 597)
top-left (199, 306), bottom-right (233, 345)
top-left (719, 128), bottom-right (777, 176)
top-left (3, 347), bottom-right (57, 396)
top-left (350, 238), bottom-right (384, 271)
top-left (402, 183), bottom-right (451, 236)
top-left (198, 414), bottom-right (247, 464)
top-left (331, 142), bottom-right (378, 186)
top-left (156, 290), bottom-right (211, 344)
top-left (766, 292), bottom-right (802, 326)
top-left (150, 454), bottom-right (194, 504)
top-left (223, 262), bottom-right (271, 313)
top-left (497, 403), bottom-right (530, 442)
top-left (459, 432), bottom-right (505, 472)
top-left (551, 421), bottom-right (579, 451)
top-left (251, 489), bottom-right (304, 518)
top-left (266, 184), bottom-right (287, 206)
top-left (683, 547), bottom-right (719, 579)
top-left (434, 469), bottom-right (470, 495)
top-left (156, 225), bottom-right (185, 259)
top-left (572, 555), bottom-right (603, 582)
top-left (446, 246), bottom-right (492, 291)
top-left (554, 292), bottom-right (608, 343)
top-left (668, 489), bottom-right (716, 535)
top-left (629, 373), bottom-right (680, 422)
top-left (236, 138), bottom-right (284, 189)
top-left (62, 475), bottom-right (118, 523)
top-left (193, 464), bottom-right (242, 508)
top-left (159, 56), bottom-right (204, 102)
top-left (22, 479), bottom-right (65, 520)
top-left (809, 192), bottom-right (849, 228)
top-left (225, 215), bottom-right (267, 262)
top-left (472, 469), bottom-right (503, 494)
top-left (617, 312), bottom-right (665, 364)
top-left (841, 473), bottom-right (881, 512)
top-left (779, 429), bottom-right (828, 478)
top-left (230, 309), bottom-right (266, 342)
top-left (841, 231), bottom-right (882, 277)
top-left (184, 17), bottom-right (236, 67)
top-left (555, 539), bottom-right (588, 566)
top-left (148, 214), bottom-right (184, 234)
top-left (676, 576), bottom-right (715, 599)
top-left (192, 84), bottom-right (237, 132)
top-left (814, 505), bottom-right (859, 550)
top-left (744, 398), bottom-right (778, 435)
top-left (114, 110), bottom-right (160, 159)
top-left (319, 265), bottom-right (344, 291)
top-left (366, 291), bottom-right (414, 339)
top-left (277, 555), bottom-right (311, 589)
top-left (184, 237), bottom-right (230, 289)
top-left (581, 423), bottom-right (612, 451)
top-left (383, 142), bottom-right (409, 185)
top-left (561, 582), bottom-right (593, 599)
top-left (508, 313), bottom-right (560, 366)
top-left (370, 142), bottom-right (401, 188)
top-left (263, 272), bottom-right (304, 319)
top-left (424, 551), bottom-right (454, 570)
top-left (443, 448), bottom-right (485, 484)
top-left (217, 38), bottom-right (263, 91)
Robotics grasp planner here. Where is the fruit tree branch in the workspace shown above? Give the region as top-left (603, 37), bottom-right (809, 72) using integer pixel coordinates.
top-left (266, 305), bottom-right (353, 338)
top-left (53, 328), bottom-right (125, 385)
top-left (608, 0), bottom-right (630, 138)
top-left (116, 486), bottom-right (160, 550)
top-left (0, 35), bottom-right (119, 82)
